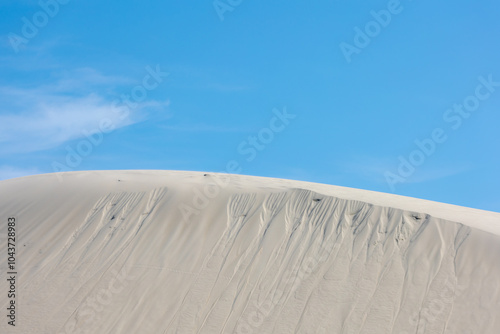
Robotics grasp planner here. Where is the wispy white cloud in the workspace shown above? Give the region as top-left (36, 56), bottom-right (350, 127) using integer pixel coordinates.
top-left (46, 67), bottom-right (136, 92)
top-left (204, 83), bottom-right (251, 92)
top-left (402, 164), bottom-right (471, 184)
top-left (336, 156), bottom-right (395, 184)
top-left (337, 155), bottom-right (471, 185)
top-left (0, 67), bottom-right (170, 154)
top-left (0, 94), bottom-right (135, 153)
top-left (158, 123), bottom-right (251, 133)
top-left (0, 37), bottom-right (65, 70)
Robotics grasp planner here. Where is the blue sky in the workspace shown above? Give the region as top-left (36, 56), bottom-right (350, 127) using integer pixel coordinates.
top-left (1, 0), bottom-right (499, 212)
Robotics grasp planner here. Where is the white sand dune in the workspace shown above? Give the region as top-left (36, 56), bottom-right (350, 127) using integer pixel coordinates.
top-left (1, 170), bottom-right (499, 334)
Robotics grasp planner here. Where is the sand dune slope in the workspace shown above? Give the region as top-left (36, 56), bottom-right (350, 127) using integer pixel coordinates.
top-left (1, 171), bottom-right (499, 334)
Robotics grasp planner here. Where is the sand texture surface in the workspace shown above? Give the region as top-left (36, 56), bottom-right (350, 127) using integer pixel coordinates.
top-left (1, 170), bottom-right (499, 333)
